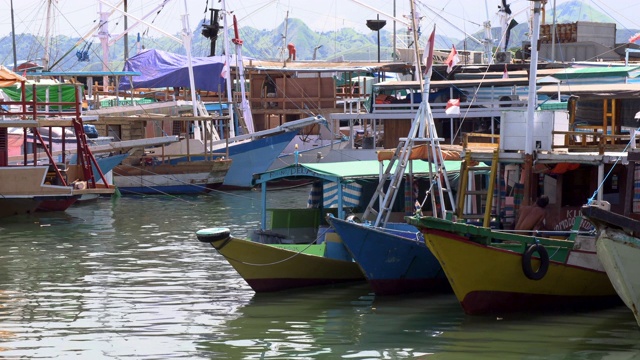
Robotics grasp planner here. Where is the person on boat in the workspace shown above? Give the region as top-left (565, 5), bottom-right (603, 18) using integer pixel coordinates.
top-left (515, 195), bottom-right (549, 232)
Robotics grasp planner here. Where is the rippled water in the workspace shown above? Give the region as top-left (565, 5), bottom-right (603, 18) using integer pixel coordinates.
top-left (0, 188), bottom-right (639, 359)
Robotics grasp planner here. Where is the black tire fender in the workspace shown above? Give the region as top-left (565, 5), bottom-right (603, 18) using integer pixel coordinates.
top-left (522, 243), bottom-right (549, 280)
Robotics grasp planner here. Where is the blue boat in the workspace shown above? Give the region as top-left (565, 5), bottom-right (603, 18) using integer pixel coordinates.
top-left (222, 131), bottom-right (298, 189)
top-left (328, 216), bottom-right (450, 296)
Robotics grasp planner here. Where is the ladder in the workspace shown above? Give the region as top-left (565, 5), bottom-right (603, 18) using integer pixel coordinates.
top-left (196, 100), bottom-right (221, 141)
top-left (232, 101), bottom-right (250, 136)
top-left (455, 146), bottom-right (500, 227)
top-left (71, 117), bottom-right (109, 187)
top-left (362, 99), bottom-right (456, 228)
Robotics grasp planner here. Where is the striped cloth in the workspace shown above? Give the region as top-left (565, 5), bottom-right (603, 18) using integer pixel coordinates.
top-left (307, 180), bottom-right (323, 208)
top-left (323, 181), bottom-right (363, 209)
top-left (405, 175), bottom-right (415, 215)
top-left (634, 167), bottom-right (640, 213)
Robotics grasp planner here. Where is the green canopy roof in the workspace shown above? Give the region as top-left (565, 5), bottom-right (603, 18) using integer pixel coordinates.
top-left (253, 160), bottom-right (462, 186)
top-left (551, 66), bottom-right (640, 80)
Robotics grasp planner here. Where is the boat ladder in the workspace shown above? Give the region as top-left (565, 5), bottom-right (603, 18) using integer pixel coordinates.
top-left (362, 100), bottom-right (456, 227)
top-left (196, 100), bottom-right (221, 141)
top-left (72, 118), bottom-right (103, 187)
top-left (455, 144), bottom-right (500, 227)
top-left (232, 101), bottom-right (251, 136)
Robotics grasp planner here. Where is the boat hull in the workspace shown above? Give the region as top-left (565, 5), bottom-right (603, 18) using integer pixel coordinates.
top-left (329, 217), bottom-right (449, 295)
top-left (114, 159), bottom-right (230, 195)
top-left (202, 235), bottom-right (364, 292)
top-left (0, 198), bottom-right (42, 218)
top-left (37, 194), bottom-right (81, 212)
top-left (595, 227), bottom-right (640, 326)
top-left (419, 225), bottom-right (618, 315)
top-left (222, 131), bottom-right (298, 188)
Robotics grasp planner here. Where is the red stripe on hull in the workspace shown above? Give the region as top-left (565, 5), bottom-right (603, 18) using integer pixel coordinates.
top-left (461, 291), bottom-right (622, 315)
top-left (246, 278), bottom-right (365, 293)
top-left (369, 278), bottom-right (452, 296)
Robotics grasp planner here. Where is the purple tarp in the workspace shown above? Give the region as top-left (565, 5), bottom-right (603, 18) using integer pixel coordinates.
top-left (119, 49), bottom-right (228, 91)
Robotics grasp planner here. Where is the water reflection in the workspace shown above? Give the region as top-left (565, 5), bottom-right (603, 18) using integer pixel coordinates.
top-left (0, 193), bottom-right (638, 359)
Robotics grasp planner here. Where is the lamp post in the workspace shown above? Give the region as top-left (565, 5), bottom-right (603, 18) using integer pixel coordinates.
top-left (366, 15), bottom-right (386, 63)
top-left (313, 45), bottom-right (322, 60)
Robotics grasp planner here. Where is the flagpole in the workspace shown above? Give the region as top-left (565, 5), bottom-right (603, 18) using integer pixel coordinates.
top-left (409, 0), bottom-right (424, 94)
top-left (10, 0), bottom-right (17, 71)
top-left (522, 0), bottom-right (542, 206)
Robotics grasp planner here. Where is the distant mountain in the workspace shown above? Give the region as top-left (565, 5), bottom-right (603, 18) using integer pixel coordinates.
top-left (456, 0), bottom-right (621, 52)
top-left (0, 0), bottom-right (633, 72)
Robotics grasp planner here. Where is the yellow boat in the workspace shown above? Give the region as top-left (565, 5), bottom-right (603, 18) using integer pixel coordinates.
top-left (196, 227), bottom-right (364, 292)
top-left (406, 216), bottom-right (619, 315)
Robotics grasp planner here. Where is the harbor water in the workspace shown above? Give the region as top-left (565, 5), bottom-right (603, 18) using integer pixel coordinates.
top-left (1, 187), bottom-right (640, 359)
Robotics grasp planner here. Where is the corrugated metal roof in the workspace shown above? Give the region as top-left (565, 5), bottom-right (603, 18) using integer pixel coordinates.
top-left (244, 60), bottom-right (410, 73)
top-left (537, 83), bottom-right (640, 99)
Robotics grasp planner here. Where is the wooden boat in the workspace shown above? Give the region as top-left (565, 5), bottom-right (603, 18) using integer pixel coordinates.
top-left (403, 1), bottom-right (632, 315)
top-left (0, 166), bottom-right (78, 216)
top-left (327, 72), bottom-right (461, 296)
top-left (198, 159), bottom-right (449, 292)
top-left (406, 214), bottom-right (619, 315)
top-left (0, 66), bottom-right (116, 216)
top-left (582, 203), bottom-right (640, 327)
top-left (328, 217), bottom-right (450, 295)
top-left (196, 227), bottom-right (363, 292)
top-left (328, 153), bottom-right (456, 296)
top-left (113, 157), bottom-right (231, 195)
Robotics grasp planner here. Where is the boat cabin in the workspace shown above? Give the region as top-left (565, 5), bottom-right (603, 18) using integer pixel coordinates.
top-left (251, 160), bottom-right (462, 244)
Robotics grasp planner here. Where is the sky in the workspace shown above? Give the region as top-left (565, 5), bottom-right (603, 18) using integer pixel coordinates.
top-left (1, 0), bottom-right (639, 45)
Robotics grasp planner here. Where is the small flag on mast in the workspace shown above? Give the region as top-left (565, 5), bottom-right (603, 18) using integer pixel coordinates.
top-left (445, 98), bottom-right (460, 115)
top-left (422, 26), bottom-right (436, 78)
top-left (445, 45), bottom-right (460, 73)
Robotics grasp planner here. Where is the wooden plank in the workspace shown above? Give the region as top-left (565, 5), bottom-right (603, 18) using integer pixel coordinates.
top-left (582, 204), bottom-right (640, 234)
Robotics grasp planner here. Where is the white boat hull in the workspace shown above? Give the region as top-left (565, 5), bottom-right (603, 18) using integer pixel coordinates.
top-left (596, 227), bottom-right (640, 326)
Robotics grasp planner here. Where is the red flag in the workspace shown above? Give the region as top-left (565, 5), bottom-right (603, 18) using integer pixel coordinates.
top-left (445, 45), bottom-right (459, 73)
top-left (630, 32), bottom-right (640, 43)
top-left (502, 64), bottom-right (509, 79)
top-left (422, 26), bottom-right (436, 78)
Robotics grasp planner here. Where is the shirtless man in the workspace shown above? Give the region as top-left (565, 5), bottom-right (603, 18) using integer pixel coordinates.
top-left (515, 195), bottom-right (549, 231)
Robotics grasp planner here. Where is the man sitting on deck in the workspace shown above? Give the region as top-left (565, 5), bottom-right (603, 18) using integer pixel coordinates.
top-left (515, 195), bottom-right (549, 232)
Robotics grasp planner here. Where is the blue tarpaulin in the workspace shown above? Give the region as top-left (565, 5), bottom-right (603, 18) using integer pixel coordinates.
top-left (119, 49), bottom-right (229, 91)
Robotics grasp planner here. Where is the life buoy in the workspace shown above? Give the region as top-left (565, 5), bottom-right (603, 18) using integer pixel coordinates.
top-left (196, 227), bottom-right (231, 243)
top-left (522, 243), bottom-right (549, 280)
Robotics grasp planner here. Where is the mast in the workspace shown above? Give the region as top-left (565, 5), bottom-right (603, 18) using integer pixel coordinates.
top-left (232, 15), bottom-right (255, 134)
top-left (393, 0), bottom-right (397, 60)
top-left (482, 0), bottom-right (493, 65)
top-left (10, 0), bottom-right (17, 71)
top-left (551, 0), bottom-right (557, 62)
top-left (181, 0), bottom-right (198, 118)
top-left (523, 0), bottom-right (542, 205)
top-left (281, 11), bottom-right (289, 62)
top-left (124, 0), bottom-right (128, 61)
top-left (221, 0), bottom-right (236, 138)
top-left (43, 0), bottom-right (54, 71)
top-left (98, 2), bottom-right (110, 90)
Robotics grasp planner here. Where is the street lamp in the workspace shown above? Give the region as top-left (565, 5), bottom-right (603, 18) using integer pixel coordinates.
top-left (313, 45), bottom-right (323, 60)
top-left (366, 15), bottom-right (386, 63)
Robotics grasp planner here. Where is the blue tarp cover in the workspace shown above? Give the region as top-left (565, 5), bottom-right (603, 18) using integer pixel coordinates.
top-left (119, 49), bottom-right (228, 91)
